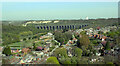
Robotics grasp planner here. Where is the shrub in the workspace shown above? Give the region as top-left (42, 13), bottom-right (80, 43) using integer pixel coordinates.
top-left (46, 57), bottom-right (59, 64)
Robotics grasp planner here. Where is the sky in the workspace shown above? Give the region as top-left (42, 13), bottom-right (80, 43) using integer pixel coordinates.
top-left (1, 0), bottom-right (119, 2)
top-left (1, 2), bottom-right (118, 20)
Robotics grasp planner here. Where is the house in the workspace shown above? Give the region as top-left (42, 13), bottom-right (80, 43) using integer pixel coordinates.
top-left (73, 38), bottom-right (77, 42)
top-left (69, 40), bottom-right (73, 44)
top-left (11, 47), bottom-right (21, 53)
top-left (89, 34), bottom-right (96, 38)
top-left (97, 27), bottom-right (100, 30)
top-left (47, 33), bottom-right (53, 36)
top-left (90, 59), bottom-right (97, 63)
top-left (36, 52), bottom-right (44, 57)
top-left (96, 53), bottom-right (101, 56)
top-left (66, 44), bottom-right (69, 46)
top-left (94, 35), bottom-right (97, 38)
top-left (11, 49), bottom-right (21, 53)
top-left (89, 35), bottom-right (93, 37)
top-left (22, 48), bottom-right (30, 54)
top-left (36, 46), bottom-right (43, 51)
top-left (102, 36), bottom-right (107, 41)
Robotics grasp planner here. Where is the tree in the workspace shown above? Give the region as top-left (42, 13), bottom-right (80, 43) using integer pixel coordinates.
top-left (63, 60), bottom-right (71, 64)
top-left (54, 31), bottom-right (64, 44)
top-left (54, 48), bottom-right (68, 58)
top-left (73, 47), bottom-right (82, 58)
top-left (2, 46), bottom-right (12, 56)
top-left (71, 56), bottom-right (77, 64)
top-left (46, 57), bottom-right (59, 64)
top-left (105, 41), bottom-right (111, 50)
top-left (64, 32), bottom-right (72, 40)
top-left (77, 34), bottom-right (90, 48)
top-left (60, 57), bottom-right (71, 64)
top-left (54, 31), bottom-right (72, 45)
top-left (80, 45), bottom-right (91, 56)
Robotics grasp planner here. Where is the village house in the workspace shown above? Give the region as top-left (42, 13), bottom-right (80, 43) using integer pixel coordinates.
top-left (68, 40), bottom-right (73, 44)
top-left (47, 33), bottom-right (53, 36)
top-left (102, 36), bottom-right (107, 41)
top-left (11, 47), bottom-right (21, 54)
top-left (36, 46), bottom-right (43, 51)
top-left (72, 38), bottom-right (77, 42)
top-left (97, 27), bottom-right (100, 30)
top-left (11, 49), bottom-right (21, 53)
top-left (22, 48), bottom-right (30, 54)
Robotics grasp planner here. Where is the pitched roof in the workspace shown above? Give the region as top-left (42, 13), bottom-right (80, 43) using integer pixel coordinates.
top-left (37, 46), bottom-right (42, 50)
top-left (97, 27), bottom-right (100, 30)
top-left (22, 48), bottom-right (29, 53)
top-left (102, 36), bottom-right (107, 39)
top-left (73, 38), bottom-right (77, 41)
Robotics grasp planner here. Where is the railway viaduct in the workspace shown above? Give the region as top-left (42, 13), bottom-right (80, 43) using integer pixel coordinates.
top-left (36, 24), bottom-right (88, 30)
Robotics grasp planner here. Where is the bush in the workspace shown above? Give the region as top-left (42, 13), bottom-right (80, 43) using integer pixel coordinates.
top-left (46, 57), bottom-right (59, 64)
top-left (106, 62), bottom-right (114, 66)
